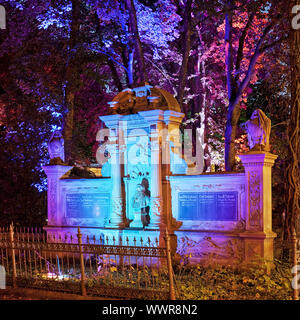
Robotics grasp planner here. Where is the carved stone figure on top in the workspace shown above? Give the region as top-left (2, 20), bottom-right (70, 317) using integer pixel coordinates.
top-left (48, 130), bottom-right (65, 164)
top-left (241, 109), bottom-right (271, 152)
top-left (105, 84), bottom-right (181, 115)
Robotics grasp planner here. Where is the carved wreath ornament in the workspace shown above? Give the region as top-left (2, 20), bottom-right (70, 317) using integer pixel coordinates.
top-left (249, 171), bottom-right (261, 229)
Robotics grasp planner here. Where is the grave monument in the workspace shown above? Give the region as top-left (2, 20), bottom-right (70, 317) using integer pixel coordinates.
top-left (43, 84), bottom-right (278, 265)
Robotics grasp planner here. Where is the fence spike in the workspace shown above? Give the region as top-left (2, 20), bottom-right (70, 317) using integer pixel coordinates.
top-left (35, 230), bottom-right (39, 243)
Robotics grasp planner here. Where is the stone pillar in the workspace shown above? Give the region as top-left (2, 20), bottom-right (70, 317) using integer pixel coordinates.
top-left (163, 111), bottom-right (185, 231)
top-left (109, 137), bottom-right (124, 228)
top-left (99, 114), bottom-right (124, 228)
top-left (163, 111), bottom-right (185, 174)
top-left (238, 151), bottom-right (278, 263)
top-left (139, 110), bottom-right (164, 229)
top-left (43, 165), bottom-right (72, 226)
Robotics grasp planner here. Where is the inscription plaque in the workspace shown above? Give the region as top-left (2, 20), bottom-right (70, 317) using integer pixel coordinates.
top-left (66, 193), bottom-right (110, 219)
top-left (179, 192), bottom-right (238, 221)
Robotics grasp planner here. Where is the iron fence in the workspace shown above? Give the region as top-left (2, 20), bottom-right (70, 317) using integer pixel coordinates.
top-left (0, 225), bottom-right (176, 299)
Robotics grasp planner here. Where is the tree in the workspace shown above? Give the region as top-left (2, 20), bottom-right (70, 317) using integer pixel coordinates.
top-left (223, 0), bottom-right (286, 171)
top-left (125, 0), bottom-right (147, 84)
top-left (284, 0), bottom-right (300, 238)
top-left (177, 0), bottom-right (193, 113)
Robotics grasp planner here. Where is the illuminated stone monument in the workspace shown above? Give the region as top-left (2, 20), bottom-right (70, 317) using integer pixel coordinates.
top-left (43, 87), bottom-right (278, 266)
top-left (239, 110), bottom-right (277, 263)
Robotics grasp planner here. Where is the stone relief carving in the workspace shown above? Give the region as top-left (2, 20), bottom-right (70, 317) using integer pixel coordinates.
top-left (48, 178), bottom-right (57, 224)
top-left (177, 235), bottom-right (244, 263)
top-left (241, 109), bottom-right (271, 152)
top-left (249, 171), bottom-right (261, 229)
top-left (234, 219), bottom-right (246, 231)
top-left (111, 198), bottom-right (123, 217)
top-left (151, 197), bottom-right (162, 217)
top-left (247, 242), bottom-right (262, 259)
top-left (109, 197), bottom-right (124, 226)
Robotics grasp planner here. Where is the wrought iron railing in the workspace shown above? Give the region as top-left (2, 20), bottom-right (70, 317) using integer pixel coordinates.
top-left (0, 225), bottom-right (176, 299)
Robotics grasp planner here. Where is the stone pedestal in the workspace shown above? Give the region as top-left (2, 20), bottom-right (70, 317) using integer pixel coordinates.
top-left (130, 212), bottom-right (144, 228)
top-left (43, 165), bottom-right (73, 226)
top-left (238, 152), bottom-right (278, 263)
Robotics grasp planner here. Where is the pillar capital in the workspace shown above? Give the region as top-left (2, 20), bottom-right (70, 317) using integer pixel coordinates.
top-left (138, 109), bottom-right (165, 124)
top-left (238, 151), bottom-right (278, 168)
top-left (43, 165), bottom-right (73, 178)
top-left (99, 114), bottom-right (123, 130)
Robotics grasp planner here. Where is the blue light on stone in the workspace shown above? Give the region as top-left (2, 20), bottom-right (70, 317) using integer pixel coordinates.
top-left (178, 191), bottom-right (238, 221)
top-left (66, 193), bottom-right (110, 219)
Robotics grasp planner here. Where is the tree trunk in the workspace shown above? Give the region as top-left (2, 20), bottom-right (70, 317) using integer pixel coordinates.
top-left (63, 0), bottom-right (80, 164)
top-left (224, 100), bottom-right (240, 171)
top-left (125, 0), bottom-right (147, 85)
top-left (108, 60), bottom-right (123, 92)
top-left (178, 0), bottom-right (192, 113)
top-left (284, 0), bottom-right (300, 239)
top-left (224, 0), bottom-right (237, 171)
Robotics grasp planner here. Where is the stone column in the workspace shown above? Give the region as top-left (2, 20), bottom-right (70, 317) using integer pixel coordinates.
top-left (163, 110), bottom-right (185, 174)
top-left (99, 114), bottom-right (124, 228)
top-left (43, 165), bottom-right (72, 226)
top-left (163, 111), bottom-right (185, 232)
top-left (238, 151), bottom-right (278, 263)
top-left (109, 135), bottom-right (124, 228)
top-left (139, 110), bottom-right (164, 229)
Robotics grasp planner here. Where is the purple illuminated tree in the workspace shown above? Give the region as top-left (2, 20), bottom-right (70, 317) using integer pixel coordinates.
top-left (222, 0), bottom-right (287, 171)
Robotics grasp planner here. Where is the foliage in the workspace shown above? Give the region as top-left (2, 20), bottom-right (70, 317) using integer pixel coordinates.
top-left (0, 0), bottom-right (293, 226)
top-left (174, 260), bottom-right (293, 300)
